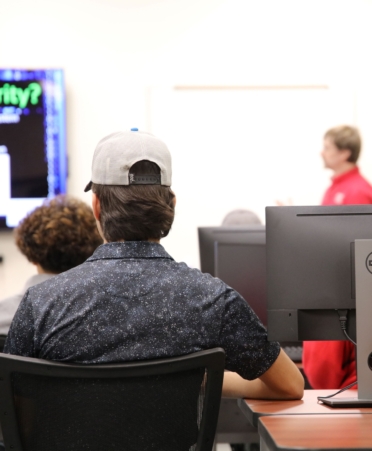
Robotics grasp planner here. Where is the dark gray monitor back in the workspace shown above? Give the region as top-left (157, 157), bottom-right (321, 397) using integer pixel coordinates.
top-left (214, 233), bottom-right (267, 326)
top-left (198, 226), bottom-right (265, 276)
top-left (266, 205), bottom-right (372, 342)
top-left (198, 226), bottom-right (266, 325)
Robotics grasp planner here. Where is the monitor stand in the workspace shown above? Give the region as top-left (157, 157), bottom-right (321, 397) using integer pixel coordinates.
top-left (319, 239), bottom-right (372, 407)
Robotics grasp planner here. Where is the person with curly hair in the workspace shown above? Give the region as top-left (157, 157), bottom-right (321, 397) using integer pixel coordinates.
top-left (0, 195), bottom-right (102, 335)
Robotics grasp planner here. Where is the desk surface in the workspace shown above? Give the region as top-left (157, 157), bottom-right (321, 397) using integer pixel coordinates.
top-left (238, 389), bottom-right (372, 428)
top-left (258, 414), bottom-right (372, 451)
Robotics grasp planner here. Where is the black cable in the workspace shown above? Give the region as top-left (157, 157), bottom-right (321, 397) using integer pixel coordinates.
top-left (336, 309), bottom-right (357, 346)
top-left (317, 381), bottom-right (358, 402)
top-left (316, 309), bottom-right (358, 403)
top-left (343, 329), bottom-right (356, 345)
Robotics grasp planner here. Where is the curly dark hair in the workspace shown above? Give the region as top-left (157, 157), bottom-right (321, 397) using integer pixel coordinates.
top-left (15, 195), bottom-right (103, 273)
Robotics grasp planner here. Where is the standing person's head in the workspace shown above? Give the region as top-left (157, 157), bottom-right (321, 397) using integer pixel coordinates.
top-left (15, 195), bottom-right (103, 274)
top-left (222, 209), bottom-right (261, 226)
top-left (84, 129), bottom-right (175, 243)
top-left (321, 125), bottom-right (361, 174)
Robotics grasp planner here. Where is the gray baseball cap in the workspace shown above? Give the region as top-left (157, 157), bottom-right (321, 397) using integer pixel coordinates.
top-left (84, 129), bottom-right (172, 192)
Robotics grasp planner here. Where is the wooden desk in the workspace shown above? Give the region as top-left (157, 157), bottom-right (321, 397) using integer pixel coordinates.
top-left (238, 389), bottom-right (372, 428)
top-left (258, 414), bottom-right (372, 451)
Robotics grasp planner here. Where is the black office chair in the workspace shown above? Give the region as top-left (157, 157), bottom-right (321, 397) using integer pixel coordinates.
top-left (0, 348), bottom-right (225, 451)
top-left (0, 335), bottom-right (7, 353)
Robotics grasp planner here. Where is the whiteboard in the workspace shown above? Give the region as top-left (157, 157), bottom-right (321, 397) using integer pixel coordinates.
top-left (148, 86), bottom-right (356, 268)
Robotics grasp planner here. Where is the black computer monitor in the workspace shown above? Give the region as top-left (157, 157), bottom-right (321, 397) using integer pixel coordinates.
top-left (265, 205), bottom-right (372, 342)
top-left (213, 229), bottom-right (267, 326)
top-left (266, 205), bottom-right (372, 405)
top-left (198, 225), bottom-right (303, 361)
top-left (198, 226), bottom-right (265, 276)
top-left (198, 226), bottom-right (267, 324)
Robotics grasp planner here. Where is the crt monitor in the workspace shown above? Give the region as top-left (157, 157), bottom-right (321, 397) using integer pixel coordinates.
top-left (198, 226), bottom-right (266, 325)
top-left (0, 69), bottom-right (67, 229)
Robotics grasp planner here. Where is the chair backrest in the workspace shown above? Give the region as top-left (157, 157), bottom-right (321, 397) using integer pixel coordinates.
top-left (0, 335), bottom-right (7, 353)
top-left (0, 348), bottom-right (225, 451)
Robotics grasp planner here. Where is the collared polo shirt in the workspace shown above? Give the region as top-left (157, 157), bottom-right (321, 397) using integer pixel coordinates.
top-left (321, 166), bottom-right (372, 205)
top-left (303, 166), bottom-right (372, 389)
top-left (5, 241), bottom-right (280, 380)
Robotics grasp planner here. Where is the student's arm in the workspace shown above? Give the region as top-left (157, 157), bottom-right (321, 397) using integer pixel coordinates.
top-left (4, 291), bottom-right (35, 357)
top-left (222, 348), bottom-right (304, 399)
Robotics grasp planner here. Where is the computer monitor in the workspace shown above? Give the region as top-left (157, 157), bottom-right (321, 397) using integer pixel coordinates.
top-left (213, 229), bottom-right (267, 326)
top-left (0, 69), bottom-right (67, 229)
top-left (266, 205), bottom-right (372, 405)
top-left (198, 226), bottom-right (267, 324)
top-left (198, 225), bottom-right (265, 276)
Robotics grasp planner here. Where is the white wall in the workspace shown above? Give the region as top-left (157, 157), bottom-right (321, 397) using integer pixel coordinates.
top-left (2, 0), bottom-right (372, 297)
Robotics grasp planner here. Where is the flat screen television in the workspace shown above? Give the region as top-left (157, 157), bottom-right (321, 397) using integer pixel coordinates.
top-left (0, 69), bottom-right (67, 229)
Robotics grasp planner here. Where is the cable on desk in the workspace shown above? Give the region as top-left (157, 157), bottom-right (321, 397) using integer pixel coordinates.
top-left (336, 309), bottom-right (357, 346)
top-left (317, 381), bottom-right (358, 403)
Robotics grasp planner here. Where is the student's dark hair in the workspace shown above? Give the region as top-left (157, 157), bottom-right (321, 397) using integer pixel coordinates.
top-left (15, 195), bottom-right (103, 273)
top-left (92, 160), bottom-right (175, 242)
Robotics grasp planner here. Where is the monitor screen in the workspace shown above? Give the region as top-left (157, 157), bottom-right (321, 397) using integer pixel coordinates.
top-left (0, 69), bottom-right (67, 229)
top-left (265, 205), bottom-right (372, 342)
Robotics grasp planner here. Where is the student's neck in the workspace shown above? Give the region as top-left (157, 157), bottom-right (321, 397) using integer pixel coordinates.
top-left (104, 239), bottom-right (161, 244)
top-left (35, 264), bottom-right (59, 275)
top-left (333, 162), bottom-right (356, 177)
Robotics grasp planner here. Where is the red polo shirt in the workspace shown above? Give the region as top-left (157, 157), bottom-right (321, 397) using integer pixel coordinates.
top-left (321, 166), bottom-right (372, 205)
top-left (303, 166), bottom-right (372, 389)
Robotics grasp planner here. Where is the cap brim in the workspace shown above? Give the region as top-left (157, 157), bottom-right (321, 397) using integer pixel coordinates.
top-left (84, 181), bottom-right (93, 192)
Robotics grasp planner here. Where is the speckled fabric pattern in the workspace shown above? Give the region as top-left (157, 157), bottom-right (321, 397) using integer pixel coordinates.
top-left (4, 241), bottom-right (280, 380)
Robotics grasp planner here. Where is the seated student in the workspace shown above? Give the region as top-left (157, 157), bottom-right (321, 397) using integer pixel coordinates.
top-left (4, 130), bottom-right (304, 400)
top-left (222, 209), bottom-right (261, 226)
top-left (0, 195), bottom-right (103, 335)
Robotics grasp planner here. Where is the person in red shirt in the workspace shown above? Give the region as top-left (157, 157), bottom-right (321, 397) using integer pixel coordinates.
top-left (303, 125), bottom-right (372, 389)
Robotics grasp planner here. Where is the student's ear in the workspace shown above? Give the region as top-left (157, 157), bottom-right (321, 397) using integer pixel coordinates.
top-left (92, 193), bottom-right (101, 221)
top-left (340, 148), bottom-right (352, 162)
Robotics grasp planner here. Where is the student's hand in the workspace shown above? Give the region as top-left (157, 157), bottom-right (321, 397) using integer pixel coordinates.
top-left (275, 198), bottom-right (293, 206)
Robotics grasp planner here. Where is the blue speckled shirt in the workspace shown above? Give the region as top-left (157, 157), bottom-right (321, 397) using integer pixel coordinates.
top-left (4, 241), bottom-right (280, 380)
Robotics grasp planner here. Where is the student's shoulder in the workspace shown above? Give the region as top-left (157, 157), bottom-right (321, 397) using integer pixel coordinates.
top-left (349, 169), bottom-right (372, 189)
top-left (28, 262), bottom-right (94, 297)
top-left (345, 176), bottom-right (372, 203)
top-left (172, 261), bottom-right (238, 297)
top-left (173, 261), bottom-right (220, 283)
